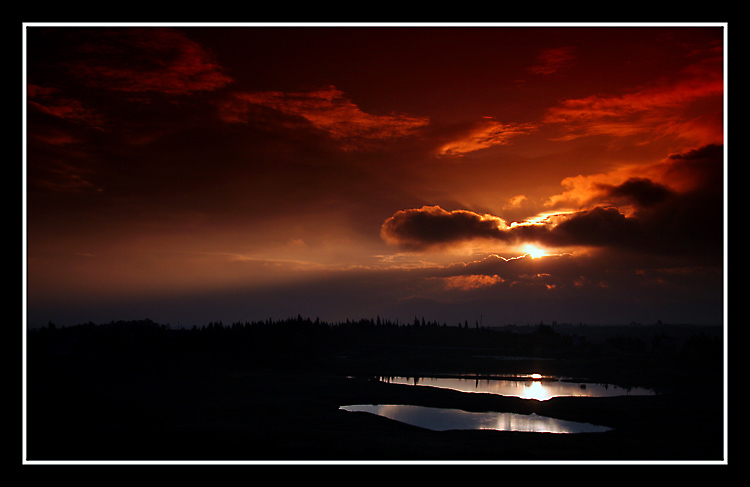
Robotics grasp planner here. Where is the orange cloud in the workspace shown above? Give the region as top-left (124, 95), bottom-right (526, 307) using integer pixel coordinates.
top-left (441, 274), bottom-right (504, 290)
top-left (219, 86), bottom-right (429, 149)
top-left (546, 144), bottom-right (723, 210)
top-left (504, 194), bottom-right (528, 209)
top-left (437, 119), bottom-right (537, 156)
top-left (543, 59), bottom-right (723, 144)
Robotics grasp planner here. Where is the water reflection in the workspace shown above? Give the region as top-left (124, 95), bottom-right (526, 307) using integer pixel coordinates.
top-left (380, 376), bottom-right (655, 401)
top-left (340, 404), bottom-right (612, 433)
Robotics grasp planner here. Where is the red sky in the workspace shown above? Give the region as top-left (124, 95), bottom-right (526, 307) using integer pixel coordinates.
top-left (24, 24), bottom-right (726, 327)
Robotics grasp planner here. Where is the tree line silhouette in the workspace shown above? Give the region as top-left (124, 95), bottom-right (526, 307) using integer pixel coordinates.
top-left (28, 314), bottom-right (722, 370)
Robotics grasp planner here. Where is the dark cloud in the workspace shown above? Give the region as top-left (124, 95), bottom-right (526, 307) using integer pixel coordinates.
top-left (542, 206), bottom-right (639, 248)
top-left (380, 206), bottom-right (509, 250)
top-left (598, 178), bottom-right (675, 208)
top-left (380, 204), bottom-right (644, 252)
top-left (624, 144), bottom-right (724, 260)
top-left (27, 85), bottom-right (106, 129)
top-left (662, 144), bottom-right (724, 193)
top-left (528, 46), bottom-right (576, 75)
top-left (63, 28), bottom-right (234, 95)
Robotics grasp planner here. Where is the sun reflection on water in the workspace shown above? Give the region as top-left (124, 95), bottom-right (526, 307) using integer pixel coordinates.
top-left (378, 374), bottom-right (655, 401)
top-left (521, 380), bottom-right (553, 401)
top-left (340, 404), bottom-right (613, 433)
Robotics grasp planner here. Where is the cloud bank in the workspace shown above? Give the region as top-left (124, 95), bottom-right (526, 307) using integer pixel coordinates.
top-left (382, 144), bottom-right (724, 263)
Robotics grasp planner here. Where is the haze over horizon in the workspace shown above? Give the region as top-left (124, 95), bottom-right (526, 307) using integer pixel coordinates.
top-left (24, 24), bottom-right (726, 329)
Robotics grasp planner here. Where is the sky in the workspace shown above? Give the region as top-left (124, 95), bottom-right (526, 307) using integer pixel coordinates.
top-left (23, 23), bottom-right (727, 328)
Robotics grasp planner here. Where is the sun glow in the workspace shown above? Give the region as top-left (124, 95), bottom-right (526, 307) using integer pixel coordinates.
top-left (524, 245), bottom-right (546, 259)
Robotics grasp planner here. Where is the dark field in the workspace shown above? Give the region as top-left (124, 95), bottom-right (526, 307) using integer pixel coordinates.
top-left (25, 318), bottom-right (725, 462)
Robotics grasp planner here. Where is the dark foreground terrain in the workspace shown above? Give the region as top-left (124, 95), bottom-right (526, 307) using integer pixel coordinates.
top-left (25, 318), bottom-right (725, 462)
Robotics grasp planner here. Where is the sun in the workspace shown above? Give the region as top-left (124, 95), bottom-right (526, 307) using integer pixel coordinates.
top-left (524, 245), bottom-right (546, 259)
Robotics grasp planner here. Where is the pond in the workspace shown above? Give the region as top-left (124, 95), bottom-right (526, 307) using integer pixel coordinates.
top-left (339, 404), bottom-right (612, 433)
top-left (379, 375), bottom-right (656, 401)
